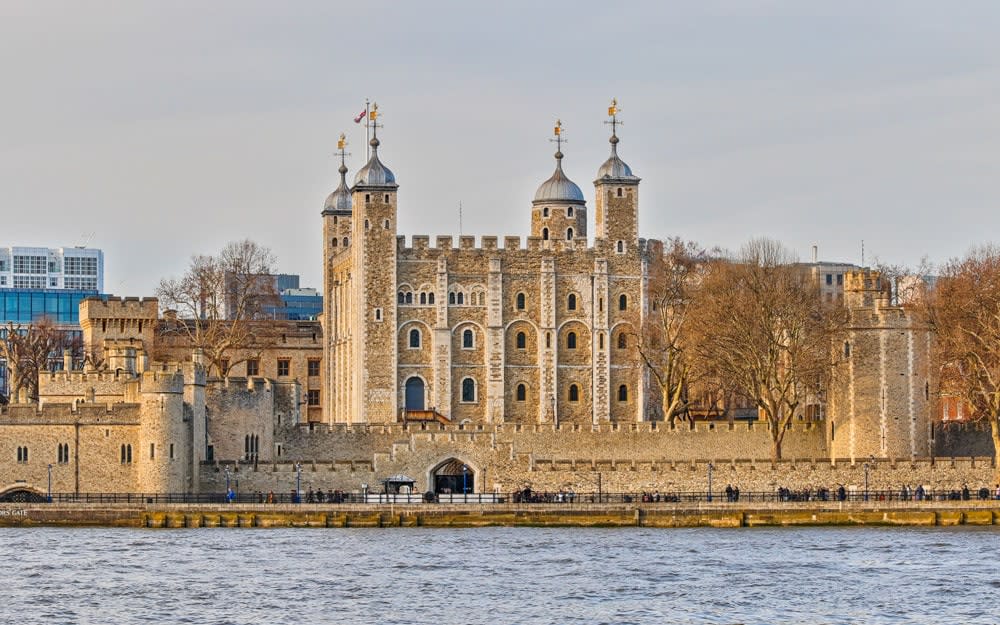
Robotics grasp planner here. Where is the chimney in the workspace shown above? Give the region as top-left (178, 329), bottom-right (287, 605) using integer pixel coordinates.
top-left (812, 245), bottom-right (818, 264)
top-left (63, 348), bottom-right (73, 372)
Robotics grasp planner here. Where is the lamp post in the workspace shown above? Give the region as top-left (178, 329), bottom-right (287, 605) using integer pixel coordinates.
top-left (295, 463), bottom-right (302, 504)
top-left (224, 466), bottom-right (231, 503)
top-left (707, 462), bottom-right (714, 503)
top-left (47, 464), bottom-right (52, 503)
top-left (462, 465), bottom-right (468, 503)
top-left (863, 460), bottom-right (870, 502)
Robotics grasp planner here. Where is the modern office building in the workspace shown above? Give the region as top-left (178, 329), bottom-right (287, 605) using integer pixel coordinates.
top-left (0, 246), bottom-right (104, 292)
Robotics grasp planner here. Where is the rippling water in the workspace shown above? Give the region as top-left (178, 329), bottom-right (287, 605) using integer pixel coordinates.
top-left (3, 526), bottom-right (998, 625)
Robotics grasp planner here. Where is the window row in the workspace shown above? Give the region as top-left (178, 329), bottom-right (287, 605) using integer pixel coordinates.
top-left (398, 290), bottom-right (435, 305)
top-left (506, 384), bottom-right (629, 403)
top-left (540, 206), bottom-right (576, 218)
top-left (513, 292), bottom-right (628, 311)
top-left (408, 328), bottom-right (477, 349)
top-left (540, 227), bottom-right (576, 241)
top-left (236, 359), bottom-right (321, 378)
top-left (14, 444), bottom-right (75, 464)
top-left (330, 236), bottom-right (350, 248)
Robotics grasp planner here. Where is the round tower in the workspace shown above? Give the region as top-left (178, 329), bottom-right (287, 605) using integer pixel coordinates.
top-left (531, 120), bottom-right (587, 243)
top-left (138, 370), bottom-right (188, 493)
top-left (350, 103), bottom-right (399, 423)
top-left (594, 99), bottom-right (641, 252)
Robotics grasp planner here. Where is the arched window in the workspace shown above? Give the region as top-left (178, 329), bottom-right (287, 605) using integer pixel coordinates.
top-left (331, 238), bottom-right (338, 247)
top-left (618, 385), bottom-right (628, 402)
top-left (567, 206), bottom-right (574, 217)
top-left (374, 308), bottom-right (382, 321)
top-left (457, 292), bottom-right (464, 305)
top-left (569, 385), bottom-right (579, 402)
top-left (516, 332), bottom-right (526, 349)
top-left (617, 188), bottom-right (623, 197)
top-left (617, 240), bottom-right (624, 253)
top-left (405, 292), bottom-right (413, 304)
top-left (120, 444), bottom-right (126, 464)
top-left (516, 293), bottom-right (525, 310)
top-left (567, 294), bottom-right (576, 310)
top-left (384, 219), bottom-right (390, 229)
top-left (449, 293), bottom-right (456, 305)
top-left (542, 228), bottom-right (549, 241)
top-left (619, 294), bottom-right (627, 310)
top-left (567, 332), bottom-right (577, 349)
top-left (516, 384), bottom-right (526, 402)
top-left (409, 328), bottom-right (421, 348)
top-left (617, 334), bottom-right (627, 349)
top-left (463, 328), bottom-right (474, 349)
top-left (566, 228), bottom-right (574, 240)
top-left (543, 207), bottom-right (549, 217)
top-left (343, 237), bottom-right (349, 247)
top-left (428, 293), bottom-right (435, 304)
top-left (598, 333), bottom-right (604, 349)
top-left (420, 292), bottom-right (426, 305)
top-left (461, 377), bottom-right (476, 402)
top-left (398, 292), bottom-right (405, 304)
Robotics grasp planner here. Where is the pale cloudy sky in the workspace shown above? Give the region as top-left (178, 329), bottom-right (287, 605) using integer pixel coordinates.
top-left (1, 1), bottom-right (999, 295)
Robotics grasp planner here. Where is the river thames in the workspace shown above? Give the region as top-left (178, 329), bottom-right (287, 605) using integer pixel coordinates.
top-left (2, 526), bottom-right (997, 625)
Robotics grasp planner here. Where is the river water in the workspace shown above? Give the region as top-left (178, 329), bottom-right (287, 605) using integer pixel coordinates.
top-left (2, 526), bottom-right (997, 625)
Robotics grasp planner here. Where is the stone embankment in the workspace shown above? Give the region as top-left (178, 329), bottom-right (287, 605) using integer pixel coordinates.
top-left (2, 502), bottom-right (1000, 528)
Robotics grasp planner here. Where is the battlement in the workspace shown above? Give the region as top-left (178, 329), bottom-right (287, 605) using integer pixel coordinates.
top-left (80, 296), bottom-right (159, 320)
top-left (395, 234), bottom-right (659, 256)
top-left (0, 401), bottom-right (142, 424)
top-left (139, 369), bottom-right (185, 395)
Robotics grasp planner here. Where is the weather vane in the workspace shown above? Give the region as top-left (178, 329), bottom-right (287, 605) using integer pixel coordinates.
top-left (605, 98), bottom-right (622, 137)
top-left (550, 119), bottom-right (565, 153)
top-left (336, 132), bottom-right (350, 166)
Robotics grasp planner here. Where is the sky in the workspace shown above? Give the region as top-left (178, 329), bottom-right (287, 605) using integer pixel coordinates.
top-left (1, 1), bottom-right (999, 295)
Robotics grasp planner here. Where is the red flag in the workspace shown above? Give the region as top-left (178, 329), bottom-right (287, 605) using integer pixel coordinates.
top-left (353, 108), bottom-right (366, 123)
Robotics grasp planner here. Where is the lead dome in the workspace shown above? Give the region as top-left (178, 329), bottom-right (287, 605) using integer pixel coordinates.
top-left (533, 150), bottom-right (585, 204)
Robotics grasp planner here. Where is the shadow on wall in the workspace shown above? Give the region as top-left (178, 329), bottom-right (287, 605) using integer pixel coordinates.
top-left (934, 422), bottom-right (995, 458)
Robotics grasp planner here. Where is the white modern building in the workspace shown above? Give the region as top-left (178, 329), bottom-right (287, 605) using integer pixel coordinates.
top-left (0, 246), bottom-right (104, 292)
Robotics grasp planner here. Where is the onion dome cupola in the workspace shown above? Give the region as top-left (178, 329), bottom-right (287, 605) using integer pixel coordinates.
top-left (322, 133), bottom-right (353, 215)
top-left (533, 121), bottom-right (585, 204)
top-left (595, 99), bottom-right (640, 184)
top-left (352, 104), bottom-right (397, 189)
top-left (531, 119), bottom-right (587, 241)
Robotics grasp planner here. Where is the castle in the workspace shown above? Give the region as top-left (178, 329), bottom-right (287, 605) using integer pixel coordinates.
top-left (0, 104), bottom-right (994, 501)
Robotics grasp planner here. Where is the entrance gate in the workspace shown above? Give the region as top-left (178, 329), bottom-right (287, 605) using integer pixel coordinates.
top-left (404, 377), bottom-right (425, 411)
top-left (432, 459), bottom-right (474, 494)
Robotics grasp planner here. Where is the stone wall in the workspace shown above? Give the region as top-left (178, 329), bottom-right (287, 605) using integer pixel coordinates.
top-left (935, 422), bottom-right (995, 458)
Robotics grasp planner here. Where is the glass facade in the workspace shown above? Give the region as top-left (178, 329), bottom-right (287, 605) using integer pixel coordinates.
top-left (264, 293), bottom-right (323, 321)
top-left (0, 289), bottom-right (100, 325)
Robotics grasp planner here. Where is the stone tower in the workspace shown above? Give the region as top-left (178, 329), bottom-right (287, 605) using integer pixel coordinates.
top-left (828, 268), bottom-right (934, 461)
top-left (350, 108), bottom-right (399, 423)
top-left (530, 120), bottom-right (587, 244)
top-left (322, 134), bottom-right (353, 424)
top-left (594, 100), bottom-right (641, 252)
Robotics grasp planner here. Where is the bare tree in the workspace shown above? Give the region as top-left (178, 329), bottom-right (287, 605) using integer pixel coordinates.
top-left (637, 238), bottom-right (707, 425)
top-left (689, 238), bottom-right (843, 460)
top-left (926, 245), bottom-right (1000, 459)
top-left (155, 240), bottom-right (280, 376)
top-left (0, 319), bottom-right (80, 402)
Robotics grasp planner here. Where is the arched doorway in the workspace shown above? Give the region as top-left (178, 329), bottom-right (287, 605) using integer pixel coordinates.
top-left (404, 377), bottom-right (425, 411)
top-left (432, 458), bottom-right (474, 494)
top-left (0, 488), bottom-right (45, 503)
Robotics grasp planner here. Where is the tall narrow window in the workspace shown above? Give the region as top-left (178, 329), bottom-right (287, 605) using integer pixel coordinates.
top-left (169, 443), bottom-right (175, 460)
top-left (618, 385), bottom-right (628, 402)
top-left (150, 443), bottom-right (155, 459)
top-left (457, 292), bottom-right (464, 305)
top-left (461, 378), bottom-right (476, 402)
top-left (618, 294), bottom-right (627, 310)
top-left (449, 293), bottom-right (456, 305)
top-left (543, 207), bottom-right (549, 217)
top-left (516, 293), bottom-right (525, 310)
top-left (567, 206), bottom-right (574, 217)
top-left (617, 241), bottom-right (624, 253)
top-left (568, 294), bottom-right (576, 310)
top-left (569, 385), bottom-right (579, 402)
top-left (617, 188), bottom-right (623, 197)
top-left (617, 334), bottom-right (627, 349)
top-left (542, 228), bottom-right (549, 241)
top-left (516, 332), bottom-right (526, 349)
top-left (598, 333), bottom-right (604, 349)
top-left (409, 328), bottom-right (421, 348)
top-left (420, 292), bottom-right (427, 305)
top-left (463, 328), bottom-right (474, 349)
top-left (545, 332), bottom-right (551, 348)
top-left (428, 293), bottom-right (435, 304)
top-left (516, 384), bottom-right (526, 402)
top-left (566, 228), bottom-right (574, 240)
top-left (405, 292), bottom-right (413, 304)
top-left (567, 332), bottom-right (577, 349)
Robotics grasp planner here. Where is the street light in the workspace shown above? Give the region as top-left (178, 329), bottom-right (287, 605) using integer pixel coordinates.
top-left (295, 463), bottom-right (302, 504)
top-left (224, 466), bottom-right (231, 503)
top-left (707, 462), bottom-right (714, 503)
top-left (462, 465), bottom-right (468, 503)
top-left (863, 455), bottom-right (875, 502)
top-left (47, 464), bottom-right (52, 503)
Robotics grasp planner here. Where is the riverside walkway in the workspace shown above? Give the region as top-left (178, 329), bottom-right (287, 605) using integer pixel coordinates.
top-left (2, 500), bottom-right (1000, 528)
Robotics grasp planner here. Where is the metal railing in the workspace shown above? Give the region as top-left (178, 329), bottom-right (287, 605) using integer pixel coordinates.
top-left (7, 487), bottom-right (997, 506)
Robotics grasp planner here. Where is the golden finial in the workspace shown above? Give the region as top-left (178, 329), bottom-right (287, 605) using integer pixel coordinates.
top-left (337, 132), bottom-right (346, 151)
top-left (608, 98), bottom-right (618, 117)
top-left (369, 102), bottom-right (379, 121)
top-left (605, 99), bottom-right (622, 138)
top-left (554, 119), bottom-right (562, 136)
